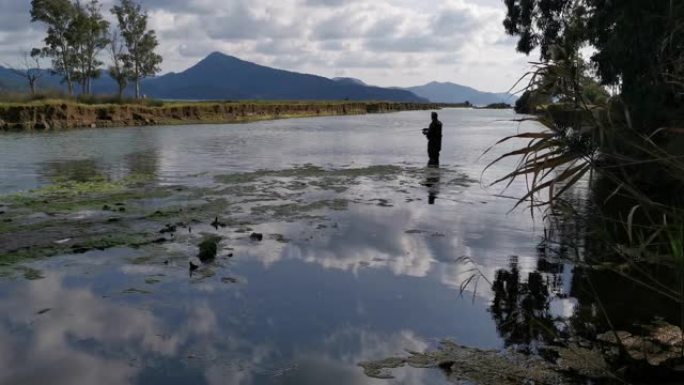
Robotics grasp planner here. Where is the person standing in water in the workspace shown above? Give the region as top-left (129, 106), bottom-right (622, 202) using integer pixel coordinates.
top-left (422, 112), bottom-right (442, 167)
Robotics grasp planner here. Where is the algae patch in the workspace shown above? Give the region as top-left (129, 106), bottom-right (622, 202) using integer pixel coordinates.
top-left (214, 164), bottom-right (403, 185)
top-left (359, 340), bottom-right (612, 385)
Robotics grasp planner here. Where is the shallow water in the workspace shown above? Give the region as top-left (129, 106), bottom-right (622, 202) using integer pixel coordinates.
top-left (0, 109), bottom-right (583, 384)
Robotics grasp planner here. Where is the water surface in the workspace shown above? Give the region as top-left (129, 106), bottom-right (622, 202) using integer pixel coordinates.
top-left (0, 109), bottom-right (572, 385)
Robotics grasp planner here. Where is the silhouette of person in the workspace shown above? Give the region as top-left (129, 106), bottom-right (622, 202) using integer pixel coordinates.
top-left (423, 112), bottom-right (442, 167)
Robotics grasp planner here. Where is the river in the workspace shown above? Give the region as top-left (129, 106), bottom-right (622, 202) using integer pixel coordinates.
top-left (0, 109), bottom-right (594, 384)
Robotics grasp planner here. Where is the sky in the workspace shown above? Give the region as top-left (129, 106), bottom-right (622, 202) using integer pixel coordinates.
top-left (0, 0), bottom-right (533, 93)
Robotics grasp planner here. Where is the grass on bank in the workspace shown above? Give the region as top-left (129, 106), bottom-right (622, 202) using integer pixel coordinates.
top-left (0, 91), bottom-right (454, 109)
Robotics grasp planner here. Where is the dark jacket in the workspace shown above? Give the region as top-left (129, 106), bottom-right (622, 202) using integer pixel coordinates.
top-left (427, 119), bottom-right (442, 152)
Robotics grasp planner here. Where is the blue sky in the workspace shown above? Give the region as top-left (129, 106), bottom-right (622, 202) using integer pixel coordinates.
top-left (0, 0), bottom-right (532, 92)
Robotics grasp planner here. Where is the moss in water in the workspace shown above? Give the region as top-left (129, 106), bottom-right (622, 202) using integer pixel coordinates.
top-left (269, 234), bottom-right (290, 243)
top-left (145, 277), bottom-right (162, 285)
top-left (0, 232), bottom-right (158, 266)
top-left (215, 164), bottom-right (403, 185)
top-left (251, 199), bottom-right (348, 219)
top-left (0, 175), bottom-right (167, 213)
top-left (122, 288), bottom-right (151, 295)
top-left (359, 340), bottom-right (612, 384)
top-left (198, 235), bottom-right (222, 261)
top-left (0, 247), bottom-right (59, 267)
top-left (20, 267), bottom-right (45, 280)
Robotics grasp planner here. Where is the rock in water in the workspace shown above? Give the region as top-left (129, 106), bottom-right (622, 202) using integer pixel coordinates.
top-left (198, 236), bottom-right (222, 262)
top-left (250, 233), bottom-right (264, 242)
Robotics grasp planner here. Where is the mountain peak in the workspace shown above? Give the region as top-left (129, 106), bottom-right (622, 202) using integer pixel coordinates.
top-left (141, 53), bottom-right (427, 102)
top-left (200, 51), bottom-right (241, 63)
top-left (332, 77), bottom-right (367, 86)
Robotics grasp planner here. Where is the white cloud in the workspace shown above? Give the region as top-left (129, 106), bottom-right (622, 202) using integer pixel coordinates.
top-left (0, 0), bottom-right (533, 92)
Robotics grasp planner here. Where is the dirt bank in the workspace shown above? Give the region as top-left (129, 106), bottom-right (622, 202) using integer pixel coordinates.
top-left (0, 101), bottom-right (446, 131)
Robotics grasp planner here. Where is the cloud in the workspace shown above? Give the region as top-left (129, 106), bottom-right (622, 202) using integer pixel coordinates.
top-left (0, 0), bottom-right (531, 92)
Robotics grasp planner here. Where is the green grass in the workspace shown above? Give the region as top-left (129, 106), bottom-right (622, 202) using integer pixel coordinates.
top-left (0, 97), bottom-right (441, 109)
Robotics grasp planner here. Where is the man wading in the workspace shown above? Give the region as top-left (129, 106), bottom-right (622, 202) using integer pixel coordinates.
top-left (422, 112), bottom-right (443, 166)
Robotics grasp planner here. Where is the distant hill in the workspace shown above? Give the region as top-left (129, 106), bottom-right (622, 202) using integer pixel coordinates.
top-left (332, 77), bottom-right (367, 86)
top-left (142, 53), bottom-right (425, 102)
top-left (406, 81), bottom-right (517, 106)
top-left (2, 55), bottom-right (513, 104)
top-left (0, 54), bottom-right (425, 102)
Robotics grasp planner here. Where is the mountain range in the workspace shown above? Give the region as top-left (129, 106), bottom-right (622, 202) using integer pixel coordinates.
top-left (0, 52), bottom-right (515, 105)
top-left (406, 82), bottom-right (516, 106)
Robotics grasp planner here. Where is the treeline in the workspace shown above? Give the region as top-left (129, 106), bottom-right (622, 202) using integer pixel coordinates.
top-left (28, 0), bottom-right (161, 99)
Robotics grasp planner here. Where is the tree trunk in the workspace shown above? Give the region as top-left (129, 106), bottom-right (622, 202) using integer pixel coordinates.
top-left (135, 79), bottom-right (141, 100)
top-left (29, 79), bottom-right (36, 96)
top-left (118, 83), bottom-right (124, 100)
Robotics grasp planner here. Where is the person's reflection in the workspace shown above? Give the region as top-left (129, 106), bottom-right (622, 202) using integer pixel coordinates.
top-left (422, 167), bottom-right (441, 205)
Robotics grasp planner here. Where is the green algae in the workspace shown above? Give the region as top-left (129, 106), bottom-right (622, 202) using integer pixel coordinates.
top-left (0, 161), bottom-right (478, 273)
top-left (122, 288), bottom-right (151, 295)
top-left (0, 247), bottom-right (59, 266)
top-left (198, 235), bottom-right (222, 261)
top-left (359, 340), bottom-right (612, 384)
top-left (145, 277), bottom-right (162, 285)
top-left (215, 164), bottom-right (403, 185)
top-left (0, 174), bottom-right (167, 213)
top-left (269, 234), bottom-right (290, 243)
top-left (20, 267), bottom-right (45, 280)
top-left (0, 232), bottom-right (158, 266)
top-left (250, 199), bottom-right (348, 219)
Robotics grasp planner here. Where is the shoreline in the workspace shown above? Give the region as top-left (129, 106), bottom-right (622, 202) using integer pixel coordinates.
top-left (0, 100), bottom-right (462, 131)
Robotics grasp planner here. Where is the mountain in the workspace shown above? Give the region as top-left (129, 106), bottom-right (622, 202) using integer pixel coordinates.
top-left (332, 77), bottom-right (367, 86)
top-left (0, 54), bottom-right (425, 102)
top-left (2, 54), bottom-right (514, 104)
top-left (142, 52), bottom-right (425, 102)
top-left (406, 81), bottom-right (517, 106)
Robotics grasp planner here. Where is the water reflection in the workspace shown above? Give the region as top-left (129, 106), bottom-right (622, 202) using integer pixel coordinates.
top-left (0, 255), bottom-right (486, 385)
top-left (0, 109), bottom-right (551, 384)
top-left (41, 158), bottom-right (106, 182)
top-left (422, 167), bottom-right (441, 205)
top-left (490, 257), bottom-right (559, 349)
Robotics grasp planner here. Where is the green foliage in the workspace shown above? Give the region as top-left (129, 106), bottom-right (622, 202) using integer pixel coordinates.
top-left (111, 0), bottom-right (162, 99)
top-left (504, 0), bottom-right (683, 133)
top-left (108, 30), bottom-right (130, 99)
top-left (30, 0), bottom-right (79, 94)
top-left (70, 0), bottom-right (110, 95)
top-left (30, 0), bottom-right (111, 96)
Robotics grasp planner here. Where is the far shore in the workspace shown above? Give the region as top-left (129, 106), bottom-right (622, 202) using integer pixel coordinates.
top-left (0, 99), bottom-right (468, 132)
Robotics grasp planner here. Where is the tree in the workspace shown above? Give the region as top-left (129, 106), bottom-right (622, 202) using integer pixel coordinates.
top-left (4, 51), bottom-right (45, 96)
top-left (30, 0), bottom-right (78, 95)
top-left (108, 30), bottom-right (129, 99)
top-left (111, 0), bottom-right (162, 99)
top-left (503, 0), bottom-right (684, 133)
top-left (70, 0), bottom-right (110, 95)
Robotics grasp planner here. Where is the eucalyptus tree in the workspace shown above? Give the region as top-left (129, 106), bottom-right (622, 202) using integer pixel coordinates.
top-left (71, 0), bottom-right (110, 95)
top-left (111, 0), bottom-right (162, 99)
top-left (30, 0), bottom-right (78, 95)
top-left (108, 30), bottom-right (130, 99)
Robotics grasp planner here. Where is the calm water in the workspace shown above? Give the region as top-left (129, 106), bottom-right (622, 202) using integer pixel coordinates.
top-left (0, 109), bottom-right (576, 385)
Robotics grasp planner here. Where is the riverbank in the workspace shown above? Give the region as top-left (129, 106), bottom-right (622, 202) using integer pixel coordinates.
top-left (0, 100), bottom-right (456, 131)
